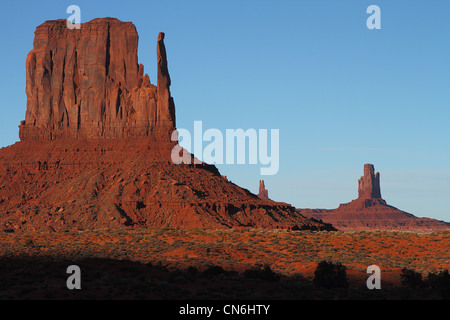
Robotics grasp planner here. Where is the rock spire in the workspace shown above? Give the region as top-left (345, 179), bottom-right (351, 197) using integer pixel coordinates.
top-left (358, 164), bottom-right (381, 199)
top-left (258, 180), bottom-right (270, 201)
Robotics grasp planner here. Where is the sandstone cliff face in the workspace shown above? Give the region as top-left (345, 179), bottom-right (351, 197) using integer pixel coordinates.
top-left (19, 18), bottom-right (175, 141)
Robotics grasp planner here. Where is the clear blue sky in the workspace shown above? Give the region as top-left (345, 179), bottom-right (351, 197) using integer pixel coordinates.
top-left (0, 0), bottom-right (449, 221)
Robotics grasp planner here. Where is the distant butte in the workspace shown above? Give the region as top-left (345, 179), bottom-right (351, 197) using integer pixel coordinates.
top-left (0, 18), bottom-right (334, 233)
top-left (358, 164), bottom-right (381, 200)
top-left (298, 164), bottom-right (450, 231)
top-left (257, 180), bottom-right (270, 201)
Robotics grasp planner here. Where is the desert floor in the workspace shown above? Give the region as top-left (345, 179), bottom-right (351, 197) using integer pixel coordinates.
top-left (0, 228), bottom-right (448, 299)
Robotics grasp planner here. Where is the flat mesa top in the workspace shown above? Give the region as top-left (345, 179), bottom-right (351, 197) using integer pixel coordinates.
top-left (41, 17), bottom-right (133, 25)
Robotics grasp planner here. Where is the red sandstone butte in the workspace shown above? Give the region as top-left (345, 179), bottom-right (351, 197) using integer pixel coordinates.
top-left (19, 18), bottom-right (175, 141)
top-left (299, 164), bottom-right (450, 231)
top-left (0, 18), bottom-right (333, 233)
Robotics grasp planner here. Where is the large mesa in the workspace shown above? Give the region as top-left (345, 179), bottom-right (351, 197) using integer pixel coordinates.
top-left (19, 18), bottom-right (175, 141)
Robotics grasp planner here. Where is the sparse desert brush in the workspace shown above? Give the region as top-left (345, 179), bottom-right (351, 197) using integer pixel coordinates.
top-left (0, 227), bottom-right (448, 287)
top-left (426, 269), bottom-right (450, 299)
top-left (243, 264), bottom-right (280, 282)
top-left (313, 260), bottom-right (348, 289)
top-left (23, 238), bottom-right (35, 247)
top-left (400, 268), bottom-right (424, 289)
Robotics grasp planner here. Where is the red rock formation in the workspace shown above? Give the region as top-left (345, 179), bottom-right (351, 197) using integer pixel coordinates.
top-left (0, 18), bottom-right (334, 233)
top-left (19, 18), bottom-right (175, 141)
top-left (156, 32), bottom-right (176, 128)
top-left (299, 164), bottom-right (450, 231)
top-left (0, 138), bottom-right (335, 232)
top-left (358, 164), bottom-right (381, 199)
top-left (258, 180), bottom-right (270, 201)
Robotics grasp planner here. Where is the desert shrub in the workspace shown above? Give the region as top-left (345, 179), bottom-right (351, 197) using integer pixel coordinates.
top-left (243, 264), bottom-right (280, 282)
top-left (400, 268), bottom-right (424, 289)
top-left (203, 265), bottom-right (226, 276)
top-left (426, 269), bottom-right (450, 299)
top-left (313, 260), bottom-right (348, 289)
top-left (168, 269), bottom-right (187, 284)
top-left (23, 238), bottom-right (35, 247)
top-left (186, 266), bottom-right (198, 275)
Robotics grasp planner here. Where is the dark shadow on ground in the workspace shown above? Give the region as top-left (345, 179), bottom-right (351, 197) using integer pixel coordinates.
top-left (0, 257), bottom-right (446, 300)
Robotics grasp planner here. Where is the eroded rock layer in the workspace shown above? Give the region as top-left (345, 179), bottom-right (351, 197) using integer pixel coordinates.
top-left (0, 139), bottom-right (333, 232)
